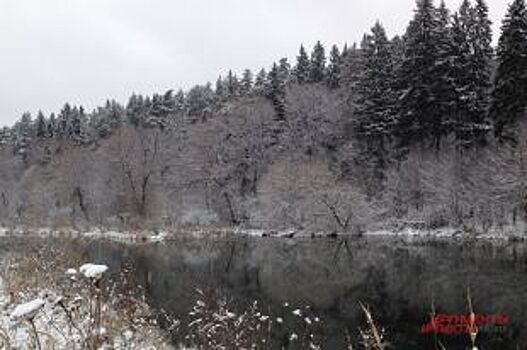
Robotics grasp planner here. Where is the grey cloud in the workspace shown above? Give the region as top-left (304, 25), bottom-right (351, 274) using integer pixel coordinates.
top-left (0, 0), bottom-right (509, 126)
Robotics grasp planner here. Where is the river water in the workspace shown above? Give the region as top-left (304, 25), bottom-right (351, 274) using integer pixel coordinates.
top-left (78, 235), bottom-right (527, 349)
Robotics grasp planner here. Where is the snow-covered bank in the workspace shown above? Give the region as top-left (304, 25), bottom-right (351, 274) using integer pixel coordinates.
top-left (0, 224), bottom-right (526, 244)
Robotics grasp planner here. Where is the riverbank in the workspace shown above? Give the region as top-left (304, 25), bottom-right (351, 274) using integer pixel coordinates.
top-left (1, 224), bottom-right (526, 245)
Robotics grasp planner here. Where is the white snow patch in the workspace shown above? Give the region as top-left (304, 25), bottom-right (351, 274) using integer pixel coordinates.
top-left (79, 263), bottom-right (108, 279)
top-left (10, 298), bottom-right (45, 322)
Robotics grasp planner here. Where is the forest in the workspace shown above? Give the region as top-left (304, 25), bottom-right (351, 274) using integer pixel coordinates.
top-left (1, 0), bottom-right (527, 235)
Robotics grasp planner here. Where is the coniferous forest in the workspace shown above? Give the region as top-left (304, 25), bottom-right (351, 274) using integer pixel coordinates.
top-left (1, 0), bottom-right (527, 234)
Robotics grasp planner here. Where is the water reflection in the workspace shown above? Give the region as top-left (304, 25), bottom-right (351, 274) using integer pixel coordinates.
top-left (81, 236), bottom-right (527, 349)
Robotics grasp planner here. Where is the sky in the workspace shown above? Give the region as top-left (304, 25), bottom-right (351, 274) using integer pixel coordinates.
top-left (0, 0), bottom-right (509, 126)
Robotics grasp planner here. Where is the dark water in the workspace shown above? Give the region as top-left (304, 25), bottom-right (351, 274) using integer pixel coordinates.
top-left (78, 235), bottom-right (527, 349)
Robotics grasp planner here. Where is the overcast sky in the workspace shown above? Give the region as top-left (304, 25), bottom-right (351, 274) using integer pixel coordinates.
top-left (0, 0), bottom-right (509, 126)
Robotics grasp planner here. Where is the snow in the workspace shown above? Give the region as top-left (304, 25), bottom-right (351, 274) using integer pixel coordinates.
top-left (292, 309), bottom-right (302, 317)
top-left (10, 298), bottom-right (45, 322)
top-left (79, 263), bottom-right (108, 279)
top-left (66, 268), bottom-right (77, 275)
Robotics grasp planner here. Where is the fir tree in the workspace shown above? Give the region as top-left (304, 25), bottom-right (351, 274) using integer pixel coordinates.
top-left (432, 1), bottom-right (458, 141)
top-left (326, 45), bottom-right (341, 89)
top-left (354, 22), bottom-right (396, 164)
top-left (47, 113), bottom-right (56, 138)
top-left (267, 63), bottom-right (286, 120)
top-left (14, 112), bottom-right (33, 161)
top-left (490, 0), bottom-right (527, 141)
top-left (215, 75), bottom-right (227, 100)
top-left (472, 0), bottom-right (493, 117)
top-left (339, 42), bottom-right (362, 91)
top-left (175, 89), bottom-right (187, 112)
top-left (278, 58), bottom-right (291, 84)
top-left (294, 45), bottom-right (310, 84)
top-left (240, 69), bottom-right (253, 94)
top-left (310, 41), bottom-right (326, 83)
top-left (36, 111), bottom-right (47, 138)
top-left (227, 70), bottom-right (240, 97)
top-left (254, 69), bottom-right (268, 95)
top-left (395, 0), bottom-right (446, 148)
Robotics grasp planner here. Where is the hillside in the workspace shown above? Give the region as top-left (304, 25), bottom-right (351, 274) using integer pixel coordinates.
top-left (1, 0), bottom-right (527, 235)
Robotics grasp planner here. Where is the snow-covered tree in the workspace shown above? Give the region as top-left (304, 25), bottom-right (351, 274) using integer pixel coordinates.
top-left (278, 57), bottom-right (291, 85)
top-left (294, 44), bottom-right (310, 84)
top-left (267, 63), bottom-right (286, 120)
top-left (47, 113), bottom-right (56, 138)
top-left (395, 0), bottom-right (448, 148)
top-left (490, 0), bottom-right (527, 141)
top-left (254, 69), bottom-right (268, 95)
top-left (35, 111), bottom-right (47, 138)
top-left (240, 69), bottom-right (253, 95)
top-left (326, 45), bottom-right (341, 89)
top-left (215, 75), bottom-right (227, 101)
top-left (13, 112), bottom-right (33, 162)
top-left (354, 21), bottom-right (397, 172)
top-left (310, 41), bottom-right (326, 83)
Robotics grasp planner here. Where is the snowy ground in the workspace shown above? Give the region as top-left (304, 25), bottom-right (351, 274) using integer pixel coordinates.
top-left (0, 256), bottom-right (176, 349)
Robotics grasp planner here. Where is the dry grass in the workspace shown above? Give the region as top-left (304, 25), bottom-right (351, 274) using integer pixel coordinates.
top-left (0, 242), bottom-right (177, 349)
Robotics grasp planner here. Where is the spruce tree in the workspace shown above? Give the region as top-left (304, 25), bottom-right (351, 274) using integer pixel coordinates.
top-left (254, 69), bottom-right (268, 95)
top-left (215, 75), bottom-right (227, 100)
top-left (339, 42), bottom-right (362, 92)
top-left (326, 44), bottom-right (341, 89)
top-left (14, 112), bottom-right (33, 161)
top-left (36, 111), bottom-right (47, 138)
top-left (294, 45), bottom-right (310, 84)
top-left (47, 113), bottom-right (56, 138)
top-left (278, 58), bottom-right (291, 84)
top-left (396, 0), bottom-right (445, 148)
top-left (241, 69), bottom-right (253, 94)
top-left (310, 41), bottom-right (326, 83)
top-left (355, 22), bottom-right (396, 157)
top-left (451, 11), bottom-right (474, 145)
top-left (472, 0), bottom-right (493, 118)
top-left (175, 89), bottom-right (187, 112)
top-left (226, 70), bottom-right (240, 97)
top-left (267, 63), bottom-right (286, 120)
top-left (490, 0), bottom-right (527, 141)
top-left (432, 1), bottom-right (458, 142)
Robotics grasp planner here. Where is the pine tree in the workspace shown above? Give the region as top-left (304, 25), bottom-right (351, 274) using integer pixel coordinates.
top-left (226, 70), bottom-right (240, 97)
top-left (355, 22), bottom-right (396, 158)
top-left (310, 41), bottom-right (326, 83)
top-left (14, 112), bottom-right (33, 161)
top-left (254, 69), bottom-right (267, 95)
top-left (71, 106), bottom-right (89, 143)
top-left (175, 89), bottom-right (187, 112)
top-left (326, 45), bottom-right (341, 89)
top-left (57, 103), bottom-right (73, 137)
top-left (240, 69), bottom-right (253, 94)
top-left (472, 0), bottom-right (493, 118)
top-left (451, 11), bottom-right (474, 145)
top-left (126, 94), bottom-right (145, 126)
top-left (395, 0), bottom-right (446, 148)
top-left (215, 75), bottom-right (227, 101)
top-left (339, 42), bottom-right (362, 91)
top-left (36, 111), bottom-right (47, 138)
top-left (490, 0), bottom-right (527, 141)
top-left (47, 113), bottom-right (56, 138)
top-left (432, 1), bottom-right (458, 141)
top-left (294, 45), bottom-right (310, 84)
top-left (278, 58), bottom-right (291, 84)
top-left (267, 63), bottom-right (286, 120)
